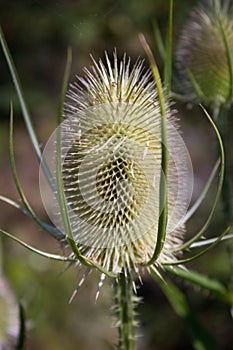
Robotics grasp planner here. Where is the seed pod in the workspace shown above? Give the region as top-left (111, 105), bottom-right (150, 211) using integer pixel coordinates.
top-left (177, 0), bottom-right (233, 107)
top-left (40, 52), bottom-right (193, 275)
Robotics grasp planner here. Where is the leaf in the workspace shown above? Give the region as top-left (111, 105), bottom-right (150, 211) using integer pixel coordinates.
top-left (182, 159), bottom-right (220, 224)
top-left (173, 106), bottom-right (225, 251)
top-left (150, 269), bottom-right (220, 350)
top-left (0, 26), bottom-right (54, 190)
top-left (0, 229), bottom-right (75, 262)
top-left (164, 265), bottom-right (233, 304)
top-left (190, 233), bottom-right (233, 249)
top-left (8, 106), bottom-right (63, 240)
top-left (165, 225), bottom-right (230, 265)
top-left (139, 34), bottom-right (168, 265)
top-left (56, 47), bottom-right (75, 243)
top-left (0, 195), bottom-right (62, 240)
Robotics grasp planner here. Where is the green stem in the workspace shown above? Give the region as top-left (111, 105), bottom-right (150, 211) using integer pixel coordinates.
top-left (115, 273), bottom-right (136, 350)
top-left (215, 107), bottom-right (233, 289)
top-left (216, 108), bottom-right (233, 223)
top-left (139, 34), bottom-right (168, 264)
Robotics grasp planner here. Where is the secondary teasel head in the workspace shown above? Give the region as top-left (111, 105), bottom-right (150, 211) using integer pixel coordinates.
top-left (40, 52), bottom-right (192, 277)
top-left (176, 0), bottom-right (233, 107)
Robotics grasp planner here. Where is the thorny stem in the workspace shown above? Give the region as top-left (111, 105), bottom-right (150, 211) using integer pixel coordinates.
top-left (115, 272), bottom-right (136, 350)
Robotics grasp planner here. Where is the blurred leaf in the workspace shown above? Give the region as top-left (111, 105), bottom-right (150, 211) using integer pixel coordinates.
top-left (165, 265), bottom-right (233, 304)
top-left (173, 106), bottom-right (225, 252)
top-left (183, 159), bottom-right (220, 224)
top-left (150, 269), bottom-right (220, 350)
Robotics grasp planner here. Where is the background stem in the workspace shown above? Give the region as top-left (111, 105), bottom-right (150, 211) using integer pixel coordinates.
top-left (217, 109), bottom-right (233, 223)
top-left (215, 107), bottom-right (233, 287)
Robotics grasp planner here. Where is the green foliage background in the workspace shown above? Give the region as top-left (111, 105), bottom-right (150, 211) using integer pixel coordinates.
top-left (0, 0), bottom-right (232, 349)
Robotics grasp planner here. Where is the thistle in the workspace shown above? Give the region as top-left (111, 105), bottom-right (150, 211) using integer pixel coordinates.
top-left (40, 52), bottom-right (193, 278)
top-left (176, 0), bottom-right (233, 107)
top-left (0, 18), bottom-right (232, 349)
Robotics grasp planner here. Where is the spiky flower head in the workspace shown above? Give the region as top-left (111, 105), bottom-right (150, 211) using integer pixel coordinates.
top-left (40, 52), bottom-right (192, 277)
top-left (176, 0), bottom-right (233, 107)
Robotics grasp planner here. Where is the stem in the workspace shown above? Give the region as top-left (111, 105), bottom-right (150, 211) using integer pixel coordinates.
top-left (0, 26), bottom-right (54, 191)
top-left (115, 273), bottom-right (136, 350)
top-left (139, 34), bottom-right (168, 265)
top-left (216, 108), bottom-right (233, 223)
top-left (215, 107), bottom-right (233, 289)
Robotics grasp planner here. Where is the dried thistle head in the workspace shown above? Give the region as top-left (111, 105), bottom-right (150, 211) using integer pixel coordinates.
top-left (176, 0), bottom-right (233, 107)
top-left (40, 52), bottom-right (192, 278)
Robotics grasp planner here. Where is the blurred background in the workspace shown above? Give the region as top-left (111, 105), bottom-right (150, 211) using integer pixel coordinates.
top-left (0, 0), bottom-right (232, 349)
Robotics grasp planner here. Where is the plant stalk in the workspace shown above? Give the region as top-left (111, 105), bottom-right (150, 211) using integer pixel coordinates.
top-left (216, 108), bottom-right (233, 223)
top-left (115, 273), bottom-right (136, 350)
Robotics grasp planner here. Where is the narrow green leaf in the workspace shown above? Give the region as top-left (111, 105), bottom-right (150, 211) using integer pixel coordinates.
top-left (139, 34), bottom-right (168, 265)
top-left (8, 105), bottom-right (63, 240)
top-left (165, 225), bottom-right (230, 266)
top-left (56, 48), bottom-right (74, 242)
top-left (0, 195), bottom-right (62, 239)
top-left (0, 229), bottom-right (75, 262)
top-left (164, 265), bottom-right (233, 304)
top-left (182, 159), bottom-right (220, 224)
top-left (190, 233), bottom-right (233, 249)
top-left (150, 269), bottom-right (220, 350)
top-left (0, 26), bottom-right (54, 190)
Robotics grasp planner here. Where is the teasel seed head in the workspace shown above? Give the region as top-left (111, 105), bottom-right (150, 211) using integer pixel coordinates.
top-left (40, 52), bottom-right (193, 277)
top-left (176, 0), bottom-right (233, 107)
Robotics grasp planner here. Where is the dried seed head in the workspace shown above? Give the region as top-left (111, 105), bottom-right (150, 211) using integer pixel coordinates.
top-left (40, 52), bottom-right (193, 275)
top-left (177, 0), bottom-right (233, 107)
